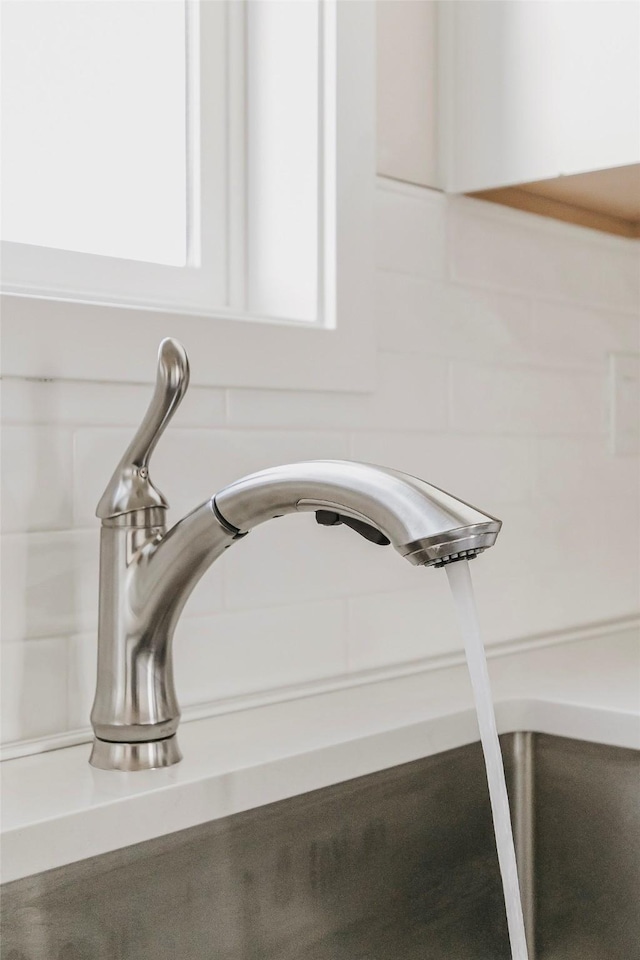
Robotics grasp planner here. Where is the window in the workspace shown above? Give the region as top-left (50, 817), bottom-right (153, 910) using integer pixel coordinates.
top-left (2, 0), bottom-right (325, 322)
top-left (2, 0), bottom-right (189, 267)
top-left (1, 1), bottom-right (375, 392)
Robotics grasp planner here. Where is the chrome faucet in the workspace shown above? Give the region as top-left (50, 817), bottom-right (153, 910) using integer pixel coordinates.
top-left (90, 339), bottom-right (501, 771)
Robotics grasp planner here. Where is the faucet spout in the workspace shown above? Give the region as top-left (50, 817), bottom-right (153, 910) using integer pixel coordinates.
top-left (90, 460), bottom-right (499, 772)
top-left (89, 341), bottom-right (501, 772)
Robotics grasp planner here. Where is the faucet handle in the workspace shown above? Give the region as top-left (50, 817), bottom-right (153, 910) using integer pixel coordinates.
top-left (96, 338), bottom-right (190, 521)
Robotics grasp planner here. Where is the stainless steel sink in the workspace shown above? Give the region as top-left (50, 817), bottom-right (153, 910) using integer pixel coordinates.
top-left (2, 733), bottom-right (638, 959)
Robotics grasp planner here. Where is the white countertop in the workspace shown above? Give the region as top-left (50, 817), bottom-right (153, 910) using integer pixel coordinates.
top-left (2, 628), bottom-right (639, 884)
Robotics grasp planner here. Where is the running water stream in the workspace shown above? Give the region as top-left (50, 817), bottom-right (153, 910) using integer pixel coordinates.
top-left (445, 559), bottom-right (529, 960)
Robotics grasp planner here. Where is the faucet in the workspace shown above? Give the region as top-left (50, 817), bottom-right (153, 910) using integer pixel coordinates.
top-left (90, 339), bottom-right (501, 771)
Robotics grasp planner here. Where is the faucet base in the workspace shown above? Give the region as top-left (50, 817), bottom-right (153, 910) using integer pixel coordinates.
top-left (89, 736), bottom-right (182, 772)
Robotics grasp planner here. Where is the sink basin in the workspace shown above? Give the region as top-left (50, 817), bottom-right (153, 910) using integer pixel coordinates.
top-left (1, 733), bottom-right (638, 959)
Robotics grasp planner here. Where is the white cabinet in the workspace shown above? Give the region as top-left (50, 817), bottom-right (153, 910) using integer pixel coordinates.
top-left (377, 0), bottom-right (640, 236)
top-left (377, 0), bottom-right (439, 188)
top-left (441, 0), bottom-right (640, 193)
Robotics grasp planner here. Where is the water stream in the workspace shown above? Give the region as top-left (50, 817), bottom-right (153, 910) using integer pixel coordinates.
top-left (446, 559), bottom-right (529, 960)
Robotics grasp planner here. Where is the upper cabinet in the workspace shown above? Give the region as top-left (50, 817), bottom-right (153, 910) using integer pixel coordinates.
top-left (377, 0), bottom-right (640, 237)
top-left (377, 0), bottom-right (439, 186)
top-left (442, 0), bottom-right (639, 192)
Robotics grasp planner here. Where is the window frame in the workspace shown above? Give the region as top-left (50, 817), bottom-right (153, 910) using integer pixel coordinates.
top-left (0, 0), bottom-right (376, 392)
top-left (1, 0), bottom-right (229, 309)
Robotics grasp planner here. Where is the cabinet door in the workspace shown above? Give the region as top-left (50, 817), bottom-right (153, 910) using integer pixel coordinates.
top-left (377, 0), bottom-right (439, 187)
top-left (441, 0), bottom-right (640, 194)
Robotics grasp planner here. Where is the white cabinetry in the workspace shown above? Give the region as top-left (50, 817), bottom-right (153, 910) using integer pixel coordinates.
top-left (377, 0), bottom-right (439, 187)
top-left (377, 0), bottom-right (640, 236)
top-left (441, 0), bottom-right (639, 193)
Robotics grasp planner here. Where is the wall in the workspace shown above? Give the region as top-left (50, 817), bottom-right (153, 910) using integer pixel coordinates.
top-left (2, 180), bottom-right (639, 755)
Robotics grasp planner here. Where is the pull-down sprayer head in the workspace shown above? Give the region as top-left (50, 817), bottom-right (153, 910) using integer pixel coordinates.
top-left (213, 460), bottom-right (500, 568)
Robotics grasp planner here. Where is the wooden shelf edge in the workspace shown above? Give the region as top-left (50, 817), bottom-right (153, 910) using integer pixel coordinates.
top-left (468, 186), bottom-right (640, 239)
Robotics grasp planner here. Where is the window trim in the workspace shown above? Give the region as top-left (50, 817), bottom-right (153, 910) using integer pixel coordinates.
top-left (0, 1), bottom-right (376, 393)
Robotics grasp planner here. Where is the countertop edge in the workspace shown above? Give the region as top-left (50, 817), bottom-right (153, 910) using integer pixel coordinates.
top-left (2, 632), bottom-right (639, 884)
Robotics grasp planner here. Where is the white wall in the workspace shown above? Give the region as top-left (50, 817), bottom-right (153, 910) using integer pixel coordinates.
top-left (2, 181), bottom-right (639, 754)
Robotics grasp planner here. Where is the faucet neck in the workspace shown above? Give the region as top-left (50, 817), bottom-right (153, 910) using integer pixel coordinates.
top-left (90, 502), bottom-right (236, 771)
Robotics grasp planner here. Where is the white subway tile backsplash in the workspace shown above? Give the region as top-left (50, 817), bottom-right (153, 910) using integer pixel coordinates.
top-left (609, 353), bottom-right (640, 457)
top-left (552, 236), bottom-right (640, 314)
top-left (1, 426), bottom-right (74, 533)
top-left (533, 436), bottom-right (640, 503)
top-left (221, 516), bottom-right (340, 610)
top-left (222, 512), bottom-right (415, 611)
top-left (347, 583), bottom-right (460, 672)
top-left (3, 180), bottom-right (639, 752)
top-left (450, 199), bottom-right (640, 313)
top-left (66, 633), bottom-right (95, 734)
top-left (474, 551), bottom-right (639, 646)
top-left (532, 303), bottom-right (640, 368)
top-left (375, 182), bottom-right (447, 278)
top-left (0, 378), bottom-right (226, 428)
top-left (450, 206), bottom-right (557, 300)
top-left (375, 273), bottom-right (534, 362)
top-left (471, 495), bottom-right (640, 643)
top-left (227, 352), bottom-right (448, 433)
top-left (1, 530), bottom-right (98, 643)
top-left (1, 379), bottom-right (149, 427)
top-left (178, 564), bottom-right (225, 621)
top-left (171, 385), bottom-right (228, 429)
top-left (1, 639), bottom-right (68, 744)
top-left (173, 601), bottom-right (348, 706)
top-left (449, 362), bottom-right (606, 436)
